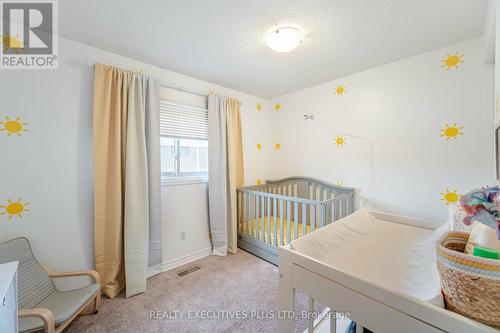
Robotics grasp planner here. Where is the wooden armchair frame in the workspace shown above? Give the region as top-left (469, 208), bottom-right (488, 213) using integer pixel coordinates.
top-left (18, 266), bottom-right (101, 333)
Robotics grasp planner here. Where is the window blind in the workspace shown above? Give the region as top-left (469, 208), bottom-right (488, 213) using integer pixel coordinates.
top-left (159, 100), bottom-right (208, 140)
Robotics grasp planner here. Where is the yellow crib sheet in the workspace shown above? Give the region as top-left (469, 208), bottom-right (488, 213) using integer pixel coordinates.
top-left (239, 216), bottom-right (311, 245)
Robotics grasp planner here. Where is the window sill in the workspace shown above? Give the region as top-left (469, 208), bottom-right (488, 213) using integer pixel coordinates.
top-left (161, 176), bottom-right (208, 187)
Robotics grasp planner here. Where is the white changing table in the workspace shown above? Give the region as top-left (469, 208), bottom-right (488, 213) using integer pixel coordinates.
top-left (278, 210), bottom-right (499, 333)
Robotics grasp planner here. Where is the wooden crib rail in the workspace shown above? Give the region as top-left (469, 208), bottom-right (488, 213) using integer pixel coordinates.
top-left (264, 176), bottom-right (355, 191)
top-left (241, 177), bottom-right (359, 205)
top-left (237, 178), bottom-right (358, 265)
top-left (237, 187), bottom-right (322, 205)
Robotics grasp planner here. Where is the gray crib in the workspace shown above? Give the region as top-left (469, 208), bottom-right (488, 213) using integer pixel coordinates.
top-left (237, 177), bottom-right (359, 265)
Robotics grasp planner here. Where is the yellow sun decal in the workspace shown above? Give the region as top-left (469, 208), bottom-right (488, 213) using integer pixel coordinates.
top-left (335, 135), bottom-right (346, 147)
top-left (441, 51), bottom-right (464, 70)
top-left (274, 143), bottom-right (282, 151)
top-left (335, 84), bottom-right (346, 96)
top-left (440, 123), bottom-right (463, 141)
top-left (256, 179), bottom-right (262, 185)
top-left (0, 198), bottom-right (30, 220)
top-left (440, 189), bottom-right (460, 206)
top-left (0, 116), bottom-right (28, 137)
top-left (274, 103), bottom-right (281, 111)
top-left (256, 103), bottom-right (262, 112)
top-left (1, 35), bottom-right (23, 53)
top-left (336, 181), bottom-right (343, 186)
top-left (256, 143), bottom-right (262, 151)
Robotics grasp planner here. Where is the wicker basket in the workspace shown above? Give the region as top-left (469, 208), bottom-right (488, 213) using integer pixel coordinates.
top-left (436, 231), bottom-right (500, 328)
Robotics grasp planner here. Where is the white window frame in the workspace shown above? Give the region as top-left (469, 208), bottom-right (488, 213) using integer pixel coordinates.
top-left (161, 136), bottom-right (208, 183)
top-left (159, 97), bottom-right (209, 186)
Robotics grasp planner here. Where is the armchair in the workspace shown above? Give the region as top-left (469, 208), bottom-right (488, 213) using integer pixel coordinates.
top-left (0, 237), bottom-right (101, 333)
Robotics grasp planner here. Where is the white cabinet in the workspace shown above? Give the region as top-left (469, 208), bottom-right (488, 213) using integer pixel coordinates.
top-left (0, 262), bottom-right (18, 333)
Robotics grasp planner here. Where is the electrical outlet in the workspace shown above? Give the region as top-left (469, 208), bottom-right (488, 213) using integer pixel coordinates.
top-left (180, 230), bottom-right (186, 240)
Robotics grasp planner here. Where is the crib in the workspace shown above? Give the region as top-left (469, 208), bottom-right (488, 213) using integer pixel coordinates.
top-left (237, 176), bottom-right (359, 265)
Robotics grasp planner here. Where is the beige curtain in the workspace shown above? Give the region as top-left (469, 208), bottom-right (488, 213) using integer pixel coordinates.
top-left (208, 95), bottom-right (244, 256)
top-left (225, 99), bottom-right (244, 254)
top-left (93, 64), bottom-right (161, 299)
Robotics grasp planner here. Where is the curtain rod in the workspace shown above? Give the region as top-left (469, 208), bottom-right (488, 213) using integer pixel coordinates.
top-left (160, 83), bottom-right (209, 98)
top-left (85, 61), bottom-right (209, 98)
top-left (160, 83), bottom-right (242, 105)
top-left (84, 61), bottom-right (241, 104)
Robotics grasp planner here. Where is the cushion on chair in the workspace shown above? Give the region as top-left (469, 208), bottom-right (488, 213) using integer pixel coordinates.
top-left (18, 283), bottom-right (100, 332)
top-left (0, 237), bottom-right (56, 308)
top-left (0, 238), bottom-right (100, 333)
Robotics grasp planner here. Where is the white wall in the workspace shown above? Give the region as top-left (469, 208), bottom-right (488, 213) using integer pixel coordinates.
top-left (491, 0), bottom-right (500, 181)
top-left (0, 37), bottom-right (269, 286)
top-left (161, 183), bottom-right (211, 269)
top-left (268, 38), bottom-right (494, 222)
top-left (495, 2), bottom-right (500, 127)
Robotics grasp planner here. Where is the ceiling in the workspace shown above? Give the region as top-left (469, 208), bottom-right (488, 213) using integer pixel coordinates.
top-left (60, 0), bottom-right (487, 98)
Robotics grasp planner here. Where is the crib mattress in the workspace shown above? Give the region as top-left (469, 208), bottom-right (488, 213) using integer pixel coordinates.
top-left (239, 216), bottom-right (311, 245)
top-left (290, 208), bottom-right (448, 307)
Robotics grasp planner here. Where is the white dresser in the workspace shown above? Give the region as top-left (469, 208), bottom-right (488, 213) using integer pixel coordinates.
top-left (0, 261), bottom-right (18, 333)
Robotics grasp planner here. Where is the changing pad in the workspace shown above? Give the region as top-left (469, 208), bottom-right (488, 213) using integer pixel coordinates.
top-left (290, 208), bottom-right (447, 307)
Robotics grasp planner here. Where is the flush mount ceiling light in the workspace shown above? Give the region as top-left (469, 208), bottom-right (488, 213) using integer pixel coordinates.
top-left (266, 27), bottom-right (303, 53)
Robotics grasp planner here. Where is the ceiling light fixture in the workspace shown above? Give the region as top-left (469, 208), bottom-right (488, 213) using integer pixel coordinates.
top-left (266, 27), bottom-right (303, 53)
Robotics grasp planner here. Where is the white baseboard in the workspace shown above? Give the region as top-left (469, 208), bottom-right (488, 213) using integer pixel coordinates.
top-left (148, 247), bottom-right (212, 278)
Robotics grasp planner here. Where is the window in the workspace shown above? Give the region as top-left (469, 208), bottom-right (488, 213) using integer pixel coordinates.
top-left (160, 99), bottom-right (208, 180)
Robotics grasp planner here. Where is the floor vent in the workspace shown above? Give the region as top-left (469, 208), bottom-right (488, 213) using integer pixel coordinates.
top-left (177, 265), bottom-right (201, 277)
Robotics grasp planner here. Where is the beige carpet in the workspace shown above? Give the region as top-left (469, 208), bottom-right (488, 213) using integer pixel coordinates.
top-left (66, 250), bottom-right (322, 333)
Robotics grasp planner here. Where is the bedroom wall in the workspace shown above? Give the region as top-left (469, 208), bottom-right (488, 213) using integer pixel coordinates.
top-left (494, 0), bottom-right (500, 129)
top-left (268, 38), bottom-right (494, 222)
top-left (495, 1), bottom-right (500, 127)
top-left (0, 37), bottom-right (270, 288)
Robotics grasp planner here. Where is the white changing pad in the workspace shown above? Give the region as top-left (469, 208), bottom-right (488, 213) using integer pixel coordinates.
top-left (290, 208), bottom-right (447, 307)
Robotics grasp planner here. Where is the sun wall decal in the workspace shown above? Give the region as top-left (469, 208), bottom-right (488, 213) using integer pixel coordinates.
top-left (256, 179), bottom-right (262, 185)
top-left (335, 135), bottom-right (346, 147)
top-left (274, 143), bottom-right (282, 151)
top-left (256, 103), bottom-right (262, 112)
top-left (440, 123), bottom-right (463, 141)
top-left (256, 143), bottom-right (262, 151)
top-left (335, 84), bottom-right (346, 96)
top-left (274, 103), bottom-right (281, 111)
top-left (0, 198), bottom-right (30, 220)
top-left (440, 189), bottom-right (460, 206)
top-left (1, 35), bottom-right (23, 53)
top-left (442, 51), bottom-right (464, 70)
top-left (0, 116), bottom-right (28, 137)
top-left (336, 181), bottom-right (344, 186)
